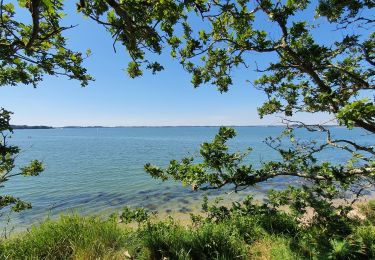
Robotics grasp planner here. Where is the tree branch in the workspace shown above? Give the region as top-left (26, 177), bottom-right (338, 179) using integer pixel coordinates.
top-left (25, 0), bottom-right (41, 49)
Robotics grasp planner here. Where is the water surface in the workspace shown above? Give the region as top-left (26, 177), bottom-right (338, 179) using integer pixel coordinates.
top-left (2, 126), bottom-right (371, 230)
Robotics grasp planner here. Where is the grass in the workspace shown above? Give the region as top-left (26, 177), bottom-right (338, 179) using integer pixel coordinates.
top-left (132, 220), bottom-right (248, 259)
top-left (359, 200), bottom-right (375, 224)
top-left (249, 235), bottom-right (298, 260)
top-left (0, 215), bottom-right (128, 259)
top-left (1, 200), bottom-right (375, 259)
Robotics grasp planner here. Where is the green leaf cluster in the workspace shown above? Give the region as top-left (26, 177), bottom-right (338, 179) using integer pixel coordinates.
top-left (0, 108), bottom-right (43, 214)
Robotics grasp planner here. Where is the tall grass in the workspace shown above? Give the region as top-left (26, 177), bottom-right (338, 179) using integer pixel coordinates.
top-left (249, 235), bottom-right (298, 260)
top-left (0, 215), bottom-right (128, 259)
top-left (1, 200), bottom-right (375, 259)
top-left (131, 220), bottom-right (248, 259)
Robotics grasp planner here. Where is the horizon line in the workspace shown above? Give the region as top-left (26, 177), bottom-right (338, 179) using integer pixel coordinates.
top-left (11, 124), bottom-right (340, 129)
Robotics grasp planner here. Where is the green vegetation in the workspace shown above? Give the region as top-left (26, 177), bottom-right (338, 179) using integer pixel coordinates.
top-left (1, 215), bottom-right (128, 259)
top-left (2, 199), bottom-right (375, 259)
top-left (1, 0), bottom-right (374, 258)
top-left (0, 109), bottom-right (44, 216)
top-left (359, 200), bottom-right (375, 224)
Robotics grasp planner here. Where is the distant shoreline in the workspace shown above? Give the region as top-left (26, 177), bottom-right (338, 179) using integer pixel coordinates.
top-left (11, 125), bottom-right (54, 130)
top-left (11, 124), bottom-right (341, 129)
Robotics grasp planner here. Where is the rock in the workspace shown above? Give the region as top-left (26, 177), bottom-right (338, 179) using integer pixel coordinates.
top-left (124, 250), bottom-right (132, 259)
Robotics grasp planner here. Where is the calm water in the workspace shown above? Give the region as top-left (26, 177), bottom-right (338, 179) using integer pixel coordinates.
top-left (1, 126), bottom-right (372, 230)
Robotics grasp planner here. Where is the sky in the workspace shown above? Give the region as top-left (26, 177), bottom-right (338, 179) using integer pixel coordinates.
top-left (0, 1), bottom-right (337, 127)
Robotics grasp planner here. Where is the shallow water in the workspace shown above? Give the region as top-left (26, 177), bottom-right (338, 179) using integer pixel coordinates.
top-left (1, 126), bottom-right (372, 231)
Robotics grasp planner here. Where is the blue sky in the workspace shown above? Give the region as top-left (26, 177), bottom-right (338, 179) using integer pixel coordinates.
top-left (0, 2), bottom-right (336, 126)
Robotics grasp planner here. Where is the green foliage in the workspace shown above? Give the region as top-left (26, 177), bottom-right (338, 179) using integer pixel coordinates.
top-left (359, 200), bottom-right (375, 224)
top-left (79, 0), bottom-right (185, 78)
top-left (1, 0), bottom-right (88, 219)
top-left (316, 0), bottom-right (374, 23)
top-left (268, 186), bottom-right (358, 234)
top-left (0, 108), bottom-right (43, 214)
top-left (145, 127), bottom-right (255, 191)
top-left (199, 195), bottom-right (299, 238)
top-left (1, 1), bottom-right (374, 257)
top-left (337, 98), bottom-right (375, 129)
top-left (91, 0), bottom-right (372, 136)
top-left (2, 1), bottom-right (374, 129)
top-left (354, 225), bottom-right (375, 258)
top-left (1, 215), bottom-right (128, 259)
top-left (131, 219), bottom-right (248, 260)
top-left (3, 200), bottom-right (375, 259)
top-left (249, 235), bottom-right (298, 260)
top-left (145, 125), bottom-right (373, 226)
top-left (120, 206), bottom-right (151, 224)
top-left (0, 0), bottom-right (92, 87)
top-left (20, 160), bottom-right (44, 176)
top-left (127, 61), bottom-right (143, 78)
top-left (328, 239), bottom-right (363, 259)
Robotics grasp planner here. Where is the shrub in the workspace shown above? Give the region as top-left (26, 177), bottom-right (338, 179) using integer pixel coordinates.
top-left (2, 200), bottom-right (375, 259)
top-left (327, 239), bottom-right (364, 260)
top-left (132, 219), bottom-right (248, 260)
top-left (353, 225), bottom-right (375, 258)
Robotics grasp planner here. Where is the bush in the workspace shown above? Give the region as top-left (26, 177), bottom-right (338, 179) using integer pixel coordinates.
top-left (1, 200), bottom-right (375, 259)
top-left (221, 215), bottom-right (267, 244)
top-left (131, 219), bottom-right (248, 260)
top-left (353, 225), bottom-right (375, 258)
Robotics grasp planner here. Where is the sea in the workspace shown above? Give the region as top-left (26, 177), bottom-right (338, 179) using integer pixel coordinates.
top-left (1, 126), bottom-right (372, 231)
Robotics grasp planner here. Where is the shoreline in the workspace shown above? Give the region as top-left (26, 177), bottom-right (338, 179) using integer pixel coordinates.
top-left (12, 125), bottom-right (343, 129)
top-left (5, 189), bottom-right (375, 237)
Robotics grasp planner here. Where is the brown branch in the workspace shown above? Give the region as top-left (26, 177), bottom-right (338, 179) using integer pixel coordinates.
top-left (362, 44), bottom-right (375, 67)
top-left (200, 166), bottom-right (374, 192)
top-left (26, 0), bottom-right (41, 49)
top-left (38, 25), bottom-right (77, 42)
top-left (281, 118), bottom-right (375, 157)
top-left (327, 64), bottom-right (374, 90)
top-left (258, 2), bottom-right (375, 134)
top-left (104, 0), bottom-right (135, 31)
top-left (331, 139), bottom-right (375, 156)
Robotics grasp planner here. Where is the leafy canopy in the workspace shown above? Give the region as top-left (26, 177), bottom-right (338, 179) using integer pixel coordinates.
top-left (78, 0), bottom-right (374, 132)
top-left (1, 0), bottom-right (92, 87)
top-left (135, 0), bottom-right (374, 221)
